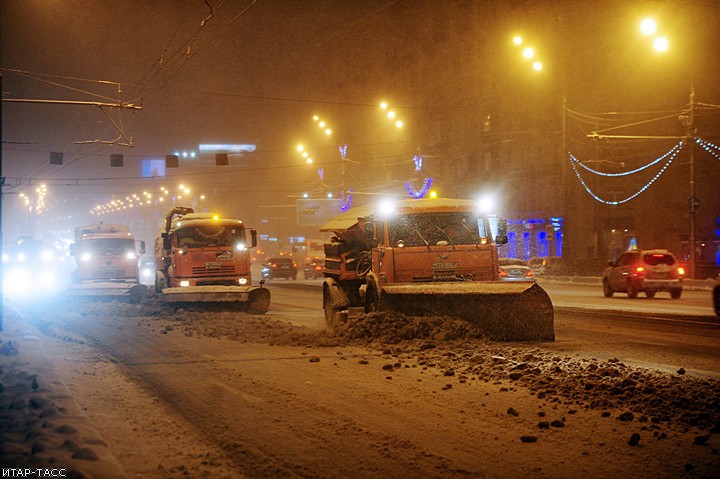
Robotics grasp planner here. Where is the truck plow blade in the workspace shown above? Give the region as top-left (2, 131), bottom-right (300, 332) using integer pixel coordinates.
top-left (379, 281), bottom-right (554, 341)
top-left (66, 283), bottom-right (148, 303)
top-left (159, 286), bottom-right (270, 314)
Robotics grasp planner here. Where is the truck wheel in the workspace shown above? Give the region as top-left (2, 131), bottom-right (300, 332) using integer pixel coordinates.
top-left (602, 280), bottom-right (614, 298)
top-left (155, 271), bottom-right (168, 292)
top-left (247, 288), bottom-right (271, 314)
top-left (670, 288), bottom-right (682, 299)
top-left (645, 290), bottom-right (656, 298)
top-left (323, 286), bottom-right (343, 330)
top-left (627, 281), bottom-right (638, 299)
top-left (365, 281), bottom-right (380, 313)
top-left (128, 284), bottom-right (148, 304)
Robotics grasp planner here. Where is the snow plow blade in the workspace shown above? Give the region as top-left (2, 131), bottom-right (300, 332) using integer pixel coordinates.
top-left (66, 283), bottom-right (148, 304)
top-left (379, 281), bottom-right (554, 341)
top-left (159, 286), bottom-right (270, 314)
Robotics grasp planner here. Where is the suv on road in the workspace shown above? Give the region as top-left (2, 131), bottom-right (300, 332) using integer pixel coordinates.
top-left (261, 257), bottom-right (298, 280)
top-left (603, 249), bottom-right (684, 299)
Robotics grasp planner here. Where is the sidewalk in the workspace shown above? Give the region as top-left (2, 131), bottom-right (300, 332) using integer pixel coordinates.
top-left (0, 305), bottom-right (125, 477)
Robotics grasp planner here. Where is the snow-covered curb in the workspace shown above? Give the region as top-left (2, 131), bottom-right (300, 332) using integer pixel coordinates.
top-left (0, 307), bottom-right (124, 477)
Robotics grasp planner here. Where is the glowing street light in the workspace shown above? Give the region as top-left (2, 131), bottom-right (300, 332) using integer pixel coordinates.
top-left (379, 101), bottom-right (405, 129)
top-left (653, 36), bottom-right (669, 52)
top-left (639, 18), bottom-right (668, 53)
top-left (640, 18), bottom-right (657, 36)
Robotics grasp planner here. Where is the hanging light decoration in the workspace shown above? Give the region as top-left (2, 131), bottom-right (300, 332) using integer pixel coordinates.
top-left (567, 142), bottom-right (683, 205)
top-left (405, 155), bottom-right (434, 199)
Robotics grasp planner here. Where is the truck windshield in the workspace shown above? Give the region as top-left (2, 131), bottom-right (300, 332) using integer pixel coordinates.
top-left (177, 225), bottom-right (245, 247)
top-left (79, 238), bottom-right (135, 256)
top-left (388, 212), bottom-right (487, 247)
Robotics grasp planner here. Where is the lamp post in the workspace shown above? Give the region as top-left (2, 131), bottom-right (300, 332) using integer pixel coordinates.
top-left (685, 87), bottom-right (697, 279)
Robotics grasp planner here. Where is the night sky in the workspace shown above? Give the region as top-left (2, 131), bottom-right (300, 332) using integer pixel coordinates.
top-left (2, 0), bottom-right (719, 243)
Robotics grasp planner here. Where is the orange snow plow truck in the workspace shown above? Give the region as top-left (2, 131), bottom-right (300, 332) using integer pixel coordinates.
top-left (320, 198), bottom-right (554, 341)
top-left (68, 223), bottom-right (148, 302)
top-left (154, 207), bottom-right (270, 314)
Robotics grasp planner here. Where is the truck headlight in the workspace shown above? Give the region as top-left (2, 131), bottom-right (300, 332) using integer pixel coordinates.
top-left (238, 278), bottom-right (248, 285)
top-left (235, 243), bottom-right (247, 252)
top-left (180, 280), bottom-right (190, 287)
top-left (81, 253), bottom-right (92, 262)
top-left (126, 251), bottom-right (137, 260)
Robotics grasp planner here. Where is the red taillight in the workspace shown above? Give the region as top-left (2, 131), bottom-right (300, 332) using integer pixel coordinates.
top-left (499, 270), bottom-right (508, 277)
top-left (525, 270), bottom-right (534, 277)
top-left (677, 267), bottom-right (685, 276)
top-left (315, 266), bottom-right (323, 271)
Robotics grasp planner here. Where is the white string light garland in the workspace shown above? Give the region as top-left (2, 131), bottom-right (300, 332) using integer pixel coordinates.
top-left (568, 141), bottom-right (684, 205)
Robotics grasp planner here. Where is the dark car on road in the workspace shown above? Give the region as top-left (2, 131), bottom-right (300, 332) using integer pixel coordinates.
top-left (603, 249), bottom-right (684, 299)
top-left (303, 256), bottom-right (325, 280)
top-left (261, 257), bottom-right (298, 280)
top-left (713, 274), bottom-right (720, 317)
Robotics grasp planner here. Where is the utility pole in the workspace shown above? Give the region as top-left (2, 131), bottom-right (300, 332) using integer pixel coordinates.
top-left (686, 86), bottom-right (697, 279)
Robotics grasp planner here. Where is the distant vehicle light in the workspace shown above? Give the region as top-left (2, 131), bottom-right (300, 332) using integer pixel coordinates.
top-left (635, 266), bottom-right (645, 273)
top-left (677, 267), bottom-right (685, 276)
top-left (238, 278), bottom-right (248, 285)
top-left (41, 250), bottom-right (55, 262)
top-left (17, 253), bottom-right (27, 262)
top-left (2, 253), bottom-right (8, 263)
top-left (236, 243), bottom-right (247, 252)
top-left (125, 251), bottom-right (137, 260)
top-left (81, 253), bottom-right (92, 262)
top-left (180, 280), bottom-right (190, 287)
top-left (141, 268), bottom-right (154, 279)
top-left (499, 270), bottom-right (508, 277)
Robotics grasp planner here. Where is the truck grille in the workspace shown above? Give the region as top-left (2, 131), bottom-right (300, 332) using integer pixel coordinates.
top-left (91, 270), bottom-right (132, 279)
top-left (191, 265), bottom-right (236, 275)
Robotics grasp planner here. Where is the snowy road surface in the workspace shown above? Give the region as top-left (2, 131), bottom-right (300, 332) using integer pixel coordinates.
top-left (1, 282), bottom-right (718, 478)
